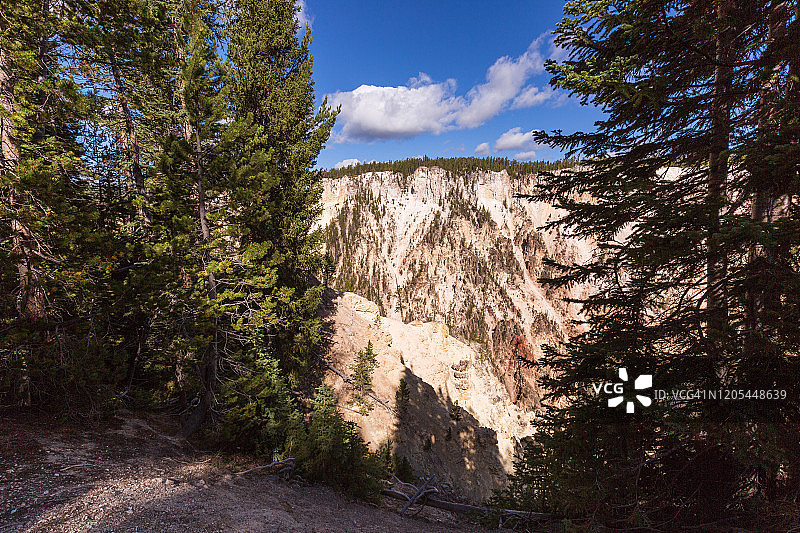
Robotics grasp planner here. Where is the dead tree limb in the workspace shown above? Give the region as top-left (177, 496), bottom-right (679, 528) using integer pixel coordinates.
top-left (381, 488), bottom-right (550, 521)
top-left (400, 474), bottom-right (435, 515)
top-left (234, 458), bottom-right (296, 476)
top-left (387, 473), bottom-right (418, 493)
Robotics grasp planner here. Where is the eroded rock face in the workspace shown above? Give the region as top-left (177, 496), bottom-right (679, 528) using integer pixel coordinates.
top-left (320, 166), bottom-right (593, 411)
top-left (322, 290), bottom-right (537, 502)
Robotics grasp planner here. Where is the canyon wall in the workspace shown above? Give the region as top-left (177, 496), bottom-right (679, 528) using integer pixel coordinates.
top-left (320, 166), bottom-right (593, 411)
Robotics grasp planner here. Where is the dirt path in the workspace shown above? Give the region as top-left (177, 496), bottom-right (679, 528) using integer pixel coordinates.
top-left (0, 412), bottom-right (490, 533)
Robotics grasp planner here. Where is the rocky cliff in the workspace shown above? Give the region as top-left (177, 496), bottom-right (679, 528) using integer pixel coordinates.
top-left (320, 165), bottom-right (593, 411)
top-left (321, 290), bottom-right (537, 502)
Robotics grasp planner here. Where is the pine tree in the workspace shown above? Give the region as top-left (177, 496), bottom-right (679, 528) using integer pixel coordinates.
top-left (295, 384), bottom-right (382, 497)
top-left (499, 0), bottom-right (800, 526)
top-left (158, 0), bottom-right (231, 439)
top-left (351, 340), bottom-right (378, 391)
top-left (395, 376), bottom-right (410, 415)
top-left (171, 0), bottom-right (338, 435)
top-left (218, 345), bottom-right (300, 456)
top-left (0, 0), bottom-right (356, 478)
top-left (1, 0), bottom-right (110, 407)
top-left (224, 0), bottom-right (337, 380)
top-left (68, 0), bottom-right (176, 404)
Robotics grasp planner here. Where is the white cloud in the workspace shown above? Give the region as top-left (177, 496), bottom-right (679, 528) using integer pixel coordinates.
top-left (548, 40), bottom-right (569, 62)
top-left (490, 127), bottom-right (546, 160)
top-left (511, 85), bottom-right (555, 109)
top-left (514, 150), bottom-right (538, 161)
top-left (408, 72), bottom-right (433, 88)
top-left (329, 77), bottom-right (462, 140)
top-left (296, 0), bottom-right (312, 30)
top-left (455, 36), bottom-right (548, 128)
top-left (333, 158), bottom-right (361, 169)
top-left (494, 127), bottom-right (542, 151)
top-left (328, 34), bottom-right (559, 142)
top-left (474, 142), bottom-right (491, 155)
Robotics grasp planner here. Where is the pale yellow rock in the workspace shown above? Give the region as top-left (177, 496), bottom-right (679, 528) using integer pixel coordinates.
top-left (323, 291), bottom-right (536, 503)
top-left (317, 165), bottom-right (596, 412)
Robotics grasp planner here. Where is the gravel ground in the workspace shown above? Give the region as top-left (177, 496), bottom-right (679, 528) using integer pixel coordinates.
top-left (0, 411), bottom-right (491, 533)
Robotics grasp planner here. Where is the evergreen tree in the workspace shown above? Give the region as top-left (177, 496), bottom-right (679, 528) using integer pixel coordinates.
top-left (322, 155), bottom-right (578, 180)
top-left (294, 384), bottom-right (382, 498)
top-left (174, 0), bottom-right (337, 434)
top-left (1, 0), bottom-right (342, 440)
top-left (498, 0), bottom-right (800, 527)
top-left (68, 0), bottom-right (176, 405)
top-left (1, 0), bottom-right (110, 407)
top-left (159, 0), bottom-right (230, 438)
top-left (395, 376), bottom-right (410, 415)
top-left (218, 346), bottom-right (300, 456)
top-left (351, 340), bottom-right (378, 391)
top-left (224, 0), bottom-right (336, 380)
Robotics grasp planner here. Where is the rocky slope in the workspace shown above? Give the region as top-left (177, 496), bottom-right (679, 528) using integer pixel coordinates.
top-left (1, 413), bottom-right (485, 532)
top-left (321, 290), bottom-right (537, 502)
top-left (320, 165), bottom-right (593, 411)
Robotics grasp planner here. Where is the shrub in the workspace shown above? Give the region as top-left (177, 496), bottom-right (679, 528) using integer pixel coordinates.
top-left (294, 385), bottom-right (382, 498)
top-left (377, 440), bottom-right (415, 484)
top-left (217, 347), bottom-right (298, 457)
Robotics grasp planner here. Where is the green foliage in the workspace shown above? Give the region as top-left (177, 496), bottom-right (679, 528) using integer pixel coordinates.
top-left (0, 0), bottom-right (374, 503)
top-left (377, 439), bottom-right (393, 472)
top-left (217, 346), bottom-right (299, 457)
top-left (350, 341), bottom-right (378, 391)
top-left (224, 0), bottom-right (336, 379)
top-left (395, 377), bottom-right (410, 415)
top-left (321, 155), bottom-right (578, 180)
top-left (499, 0), bottom-right (800, 528)
top-left (0, 0), bottom-right (119, 410)
top-left (293, 385), bottom-right (382, 498)
top-left (377, 440), bottom-right (415, 484)
top-left (0, 0), bottom-right (336, 411)
top-left (393, 454), bottom-right (415, 483)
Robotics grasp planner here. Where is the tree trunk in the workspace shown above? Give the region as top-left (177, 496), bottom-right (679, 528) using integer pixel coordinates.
top-left (706, 1), bottom-right (732, 369)
top-left (173, 14), bottom-right (220, 438)
top-left (108, 43), bottom-right (151, 228)
top-left (179, 126), bottom-right (221, 439)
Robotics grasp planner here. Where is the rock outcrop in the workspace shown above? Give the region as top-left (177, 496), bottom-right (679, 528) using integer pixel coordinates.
top-left (321, 290), bottom-right (537, 502)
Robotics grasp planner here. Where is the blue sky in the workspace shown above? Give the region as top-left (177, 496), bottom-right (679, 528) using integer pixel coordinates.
top-left (300, 1), bottom-right (604, 170)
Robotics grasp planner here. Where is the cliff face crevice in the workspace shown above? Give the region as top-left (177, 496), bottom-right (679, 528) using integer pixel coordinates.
top-left (320, 165), bottom-right (593, 411)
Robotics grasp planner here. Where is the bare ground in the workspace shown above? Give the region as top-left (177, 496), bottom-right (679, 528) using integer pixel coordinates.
top-left (0, 411), bottom-right (491, 533)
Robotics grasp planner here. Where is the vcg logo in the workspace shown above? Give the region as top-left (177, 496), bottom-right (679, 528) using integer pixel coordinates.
top-left (592, 368), bottom-right (652, 413)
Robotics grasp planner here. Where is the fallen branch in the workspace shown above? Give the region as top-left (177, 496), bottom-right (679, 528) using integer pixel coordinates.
top-left (60, 463), bottom-right (93, 472)
top-left (387, 473), bottom-right (418, 493)
top-left (409, 488), bottom-right (440, 517)
top-left (381, 489), bottom-right (550, 521)
top-left (234, 458), bottom-right (296, 476)
top-left (400, 474), bottom-right (435, 515)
